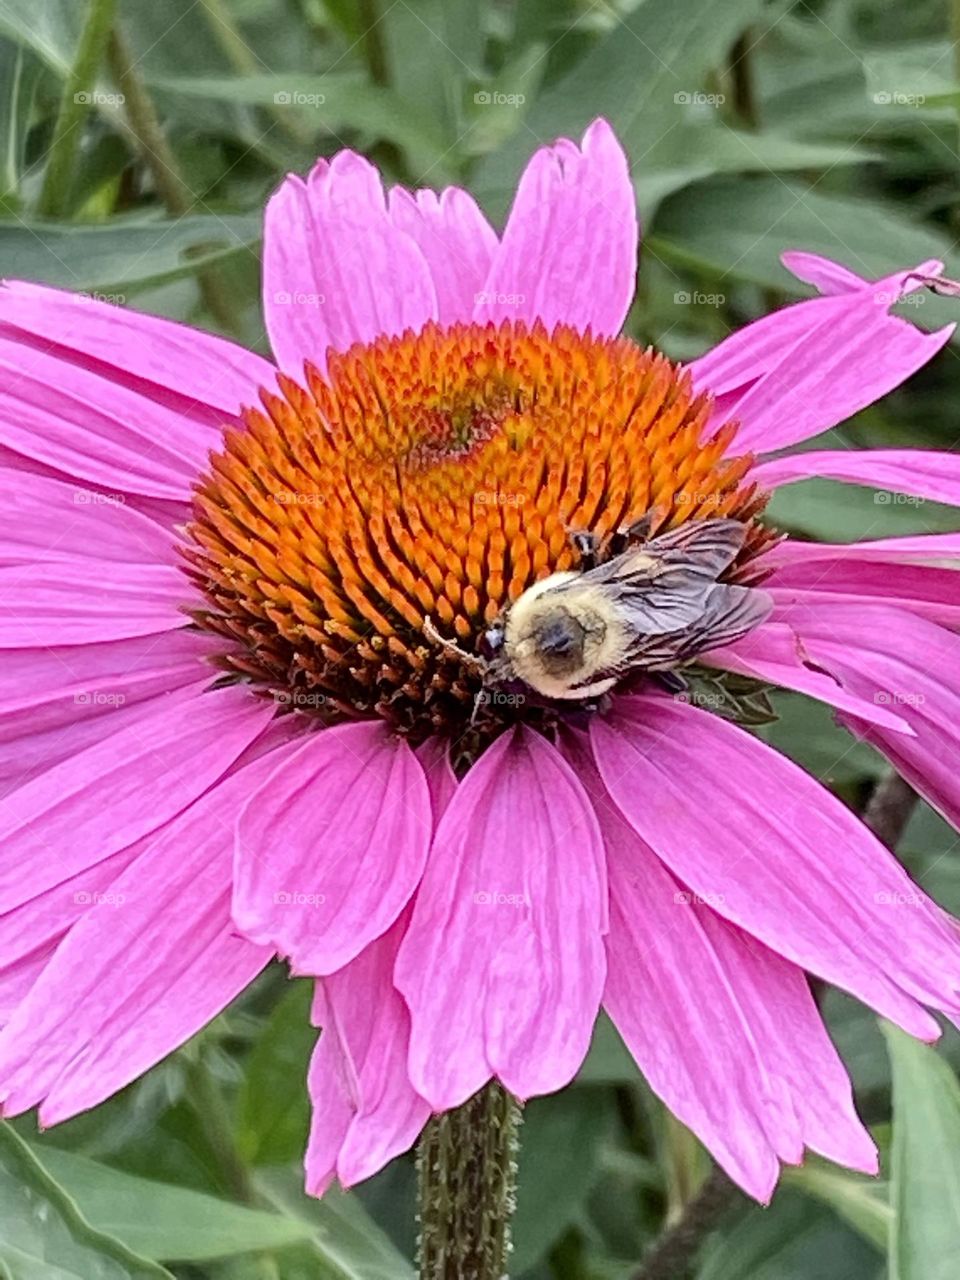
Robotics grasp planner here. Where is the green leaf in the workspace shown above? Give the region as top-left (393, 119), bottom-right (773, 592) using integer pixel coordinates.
top-left (697, 1188), bottom-right (882, 1280)
top-left (379, 0), bottom-right (484, 145)
top-left (236, 979), bottom-right (315, 1165)
top-left (766, 476), bottom-right (960, 545)
top-left (863, 45), bottom-right (958, 116)
top-left (0, 1123), bottom-right (172, 1280)
top-left (883, 1022), bottom-right (960, 1280)
top-left (256, 1167), bottom-right (417, 1280)
top-left (473, 0), bottom-right (765, 218)
top-left (0, 211), bottom-right (261, 292)
top-left (784, 1161), bottom-right (890, 1251)
top-left (0, 39), bottom-right (44, 200)
top-left (636, 124), bottom-right (878, 214)
top-left (29, 1145), bottom-right (313, 1264)
top-left (651, 174), bottom-right (958, 291)
top-left (512, 1087), bottom-right (616, 1273)
top-left (575, 1012), bottom-right (640, 1085)
top-left (144, 73), bottom-right (452, 178)
top-left (0, 0), bottom-right (84, 75)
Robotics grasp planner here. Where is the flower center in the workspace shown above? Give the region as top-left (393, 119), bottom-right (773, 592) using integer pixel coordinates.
top-left (183, 321), bottom-right (772, 741)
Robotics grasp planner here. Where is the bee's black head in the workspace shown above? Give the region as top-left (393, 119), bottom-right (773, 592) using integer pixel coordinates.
top-left (532, 608), bottom-right (589, 676)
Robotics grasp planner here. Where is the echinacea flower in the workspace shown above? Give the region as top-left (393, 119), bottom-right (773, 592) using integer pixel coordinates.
top-left (2, 117), bottom-right (960, 1204)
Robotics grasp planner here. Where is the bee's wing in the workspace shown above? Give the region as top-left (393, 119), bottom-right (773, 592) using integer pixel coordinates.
top-left (639, 518), bottom-right (747, 579)
top-left (568, 519), bottom-right (748, 634)
top-left (623, 584), bottom-right (773, 669)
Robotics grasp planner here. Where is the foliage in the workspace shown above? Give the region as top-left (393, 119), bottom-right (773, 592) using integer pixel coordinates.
top-left (3, 0), bottom-right (960, 1276)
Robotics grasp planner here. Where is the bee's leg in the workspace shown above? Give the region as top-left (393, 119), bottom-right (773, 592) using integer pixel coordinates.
top-left (422, 616), bottom-right (487, 672)
top-left (569, 529), bottom-right (601, 569)
top-left (655, 669), bottom-right (689, 695)
top-left (617, 510), bottom-right (656, 548)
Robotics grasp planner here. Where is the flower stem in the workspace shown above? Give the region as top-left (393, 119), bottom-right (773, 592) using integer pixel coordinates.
top-left (631, 1165), bottom-right (742, 1280)
top-left (417, 1081), bottom-right (523, 1280)
top-left (862, 769), bottom-right (917, 850)
top-left (36, 0), bottom-right (118, 217)
top-left (104, 24), bottom-right (240, 336)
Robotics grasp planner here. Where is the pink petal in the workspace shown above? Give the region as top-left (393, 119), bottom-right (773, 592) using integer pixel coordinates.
top-left (0, 561), bottom-right (188, 647)
top-left (781, 251), bottom-right (943, 297)
top-left (0, 281), bottom-right (273, 419)
top-left (262, 151), bottom-right (437, 376)
top-left (0, 845), bottom-right (139, 972)
top-left (0, 686), bottom-right (203, 796)
top-left (396, 726), bottom-right (607, 1109)
top-left (575, 739), bottom-right (873, 1199)
top-left (234, 721), bottom-right (431, 975)
top-left (728, 293), bottom-right (953, 456)
top-left (689, 268), bottom-right (953, 451)
top-left (415, 736), bottom-right (458, 822)
top-left (307, 914), bottom-right (429, 1192)
top-left (0, 948), bottom-right (51, 1025)
top-left (388, 186), bottom-right (498, 326)
top-left (0, 630), bottom-right (220, 745)
top-left (775, 602), bottom-right (960, 831)
top-left (754, 448), bottom-right (960, 507)
top-left (0, 767), bottom-right (273, 1121)
top-left (0, 683), bottom-right (274, 912)
top-left (704, 621), bottom-right (914, 733)
top-left (476, 119), bottom-right (637, 336)
top-left (0, 335), bottom-right (217, 499)
top-left (591, 695), bottom-right (960, 1037)
top-left (767, 559), bottom-right (960, 630)
top-left (0, 470), bottom-right (177, 565)
top-left (764, 531), bottom-right (960, 569)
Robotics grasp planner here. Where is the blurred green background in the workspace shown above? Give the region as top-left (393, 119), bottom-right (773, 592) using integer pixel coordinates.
top-left (2, 0), bottom-right (960, 1277)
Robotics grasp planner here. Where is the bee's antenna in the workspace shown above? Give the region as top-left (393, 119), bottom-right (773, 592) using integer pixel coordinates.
top-left (422, 616), bottom-right (487, 673)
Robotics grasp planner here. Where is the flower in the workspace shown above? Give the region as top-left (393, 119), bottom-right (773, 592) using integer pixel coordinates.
top-left (1, 117), bottom-right (959, 1204)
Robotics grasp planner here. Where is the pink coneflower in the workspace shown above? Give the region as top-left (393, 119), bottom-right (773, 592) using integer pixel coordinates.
top-left (1, 118), bottom-right (959, 1205)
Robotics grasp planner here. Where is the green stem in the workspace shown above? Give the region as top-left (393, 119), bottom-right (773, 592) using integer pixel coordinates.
top-left (199, 0), bottom-right (307, 143)
top-left (631, 1166), bottom-right (742, 1280)
top-left (185, 1055), bottom-right (280, 1280)
top-left (417, 1082), bottom-right (523, 1280)
top-left (36, 0), bottom-right (118, 217)
top-left (104, 24), bottom-right (239, 335)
